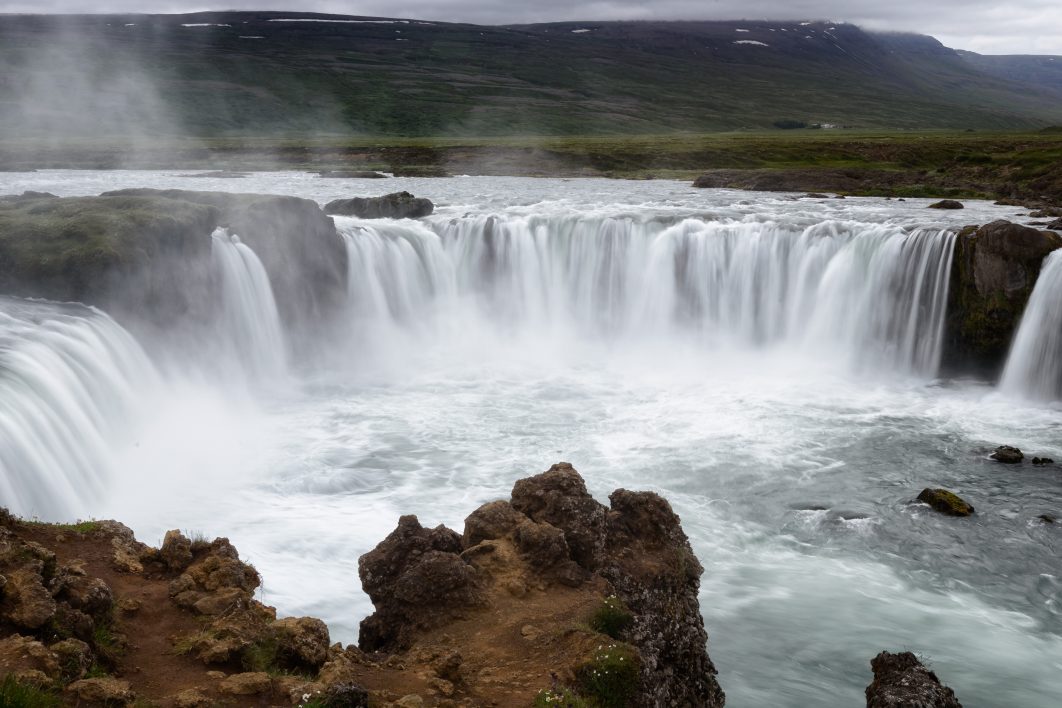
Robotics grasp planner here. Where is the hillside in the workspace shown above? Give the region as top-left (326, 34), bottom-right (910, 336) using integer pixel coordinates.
top-left (1, 12), bottom-right (1061, 138)
top-left (956, 50), bottom-right (1062, 99)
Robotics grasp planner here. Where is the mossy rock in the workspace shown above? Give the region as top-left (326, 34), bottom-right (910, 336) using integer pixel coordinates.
top-left (943, 220), bottom-right (1062, 375)
top-left (0, 194), bottom-right (217, 303)
top-left (917, 489), bottom-right (974, 517)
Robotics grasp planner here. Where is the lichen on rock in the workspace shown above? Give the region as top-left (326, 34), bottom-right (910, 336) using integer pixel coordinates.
top-left (866, 651), bottom-right (962, 708)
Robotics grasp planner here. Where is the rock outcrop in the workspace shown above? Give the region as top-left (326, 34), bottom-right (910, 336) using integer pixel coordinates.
top-left (0, 519), bottom-right (122, 689)
top-left (0, 189), bottom-right (347, 343)
top-left (325, 191), bottom-right (434, 219)
top-left (944, 220), bottom-right (1062, 374)
top-left (866, 651), bottom-right (962, 707)
top-left (102, 189), bottom-right (347, 334)
top-left (358, 462), bottom-right (725, 707)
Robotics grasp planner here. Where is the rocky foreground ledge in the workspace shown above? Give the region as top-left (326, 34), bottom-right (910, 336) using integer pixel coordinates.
top-left (2, 464), bottom-right (964, 707)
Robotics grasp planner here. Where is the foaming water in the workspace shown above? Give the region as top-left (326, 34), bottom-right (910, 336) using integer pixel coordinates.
top-left (1001, 250), bottom-right (1062, 402)
top-left (0, 173), bottom-right (1060, 707)
top-left (0, 297), bottom-right (157, 520)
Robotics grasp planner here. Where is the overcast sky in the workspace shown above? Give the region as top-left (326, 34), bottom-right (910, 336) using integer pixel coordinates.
top-left (1, 1), bottom-right (1059, 54)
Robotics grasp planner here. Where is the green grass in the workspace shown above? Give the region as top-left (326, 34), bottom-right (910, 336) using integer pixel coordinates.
top-left (22, 519), bottom-right (103, 534)
top-left (588, 596), bottom-right (634, 640)
top-left (574, 643), bottom-right (641, 708)
top-left (0, 675), bottom-right (61, 708)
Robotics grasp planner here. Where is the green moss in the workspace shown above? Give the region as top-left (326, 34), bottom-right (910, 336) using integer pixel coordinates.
top-left (533, 687), bottom-right (594, 707)
top-left (575, 643), bottom-right (641, 708)
top-left (0, 195), bottom-right (216, 301)
top-left (0, 675), bottom-right (61, 708)
top-left (588, 595), bottom-right (634, 640)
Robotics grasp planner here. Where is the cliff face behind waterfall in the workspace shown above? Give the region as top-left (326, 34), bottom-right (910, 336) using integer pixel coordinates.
top-left (0, 14), bottom-right (1060, 138)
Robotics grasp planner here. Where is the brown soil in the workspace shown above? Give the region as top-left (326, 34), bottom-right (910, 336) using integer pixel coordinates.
top-left (5, 522), bottom-right (612, 707)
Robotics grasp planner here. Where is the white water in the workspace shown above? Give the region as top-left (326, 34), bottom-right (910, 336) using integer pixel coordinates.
top-left (211, 227), bottom-right (287, 381)
top-left (0, 298), bottom-right (156, 520)
top-left (2, 172), bottom-right (1061, 707)
top-left (339, 216), bottom-right (955, 377)
top-left (1001, 249), bottom-right (1062, 402)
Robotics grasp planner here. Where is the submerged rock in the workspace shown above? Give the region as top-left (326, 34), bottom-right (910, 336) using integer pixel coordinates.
top-left (928, 199), bottom-right (964, 209)
top-left (324, 191), bottom-right (434, 219)
top-left (1032, 456), bottom-right (1055, 466)
top-left (990, 445), bottom-right (1024, 463)
top-left (1038, 514), bottom-right (1057, 524)
top-left (917, 489), bottom-right (974, 516)
top-left (866, 651), bottom-right (962, 707)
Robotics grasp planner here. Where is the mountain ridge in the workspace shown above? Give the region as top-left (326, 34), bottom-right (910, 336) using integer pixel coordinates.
top-left (0, 12), bottom-right (1059, 137)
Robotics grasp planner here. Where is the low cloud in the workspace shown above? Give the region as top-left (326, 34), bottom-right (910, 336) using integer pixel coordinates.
top-left (0, 0), bottom-right (1059, 54)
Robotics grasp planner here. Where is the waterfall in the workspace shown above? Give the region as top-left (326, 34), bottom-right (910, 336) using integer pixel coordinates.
top-left (211, 228), bottom-right (287, 380)
top-left (336, 215), bottom-right (956, 376)
top-left (1000, 250), bottom-right (1062, 401)
top-left (0, 298), bottom-right (157, 520)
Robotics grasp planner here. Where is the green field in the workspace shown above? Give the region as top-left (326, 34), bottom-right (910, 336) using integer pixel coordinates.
top-left (4, 130), bottom-right (1061, 203)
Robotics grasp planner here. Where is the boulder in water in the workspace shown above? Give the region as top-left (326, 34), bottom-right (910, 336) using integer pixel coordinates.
top-left (990, 445), bottom-right (1024, 463)
top-left (1032, 456), bottom-right (1055, 465)
top-left (865, 651), bottom-right (962, 708)
top-left (1047, 218), bottom-right (1062, 230)
top-left (928, 199), bottom-right (964, 209)
top-left (324, 191), bottom-right (434, 219)
top-left (917, 488), bottom-right (974, 516)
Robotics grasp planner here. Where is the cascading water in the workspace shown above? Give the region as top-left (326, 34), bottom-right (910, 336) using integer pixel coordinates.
top-left (211, 227), bottom-right (287, 381)
top-left (1000, 249), bottom-right (1062, 401)
top-left (0, 297), bottom-right (157, 520)
top-left (337, 215), bottom-right (956, 377)
top-left (3, 172), bottom-right (1060, 708)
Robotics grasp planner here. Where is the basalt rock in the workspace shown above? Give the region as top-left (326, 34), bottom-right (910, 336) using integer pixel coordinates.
top-left (601, 488), bottom-right (724, 708)
top-left (0, 634), bottom-right (60, 678)
top-left (511, 462), bottom-right (608, 569)
top-left (866, 651), bottom-right (962, 708)
top-left (917, 488), bottom-right (974, 517)
top-left (991, 445), bottom-right (1024, 463)
top-left (928, 199), bottom-right (964, 209)
top-left (272, 616), bottom-right (331, 673)
top-left (358, 516), bottom-right (485, 651)
top-left (944, 220), bottom-right (1062, 374)
top-left (168, 537), bottom-right (260, 616)
top-left (0, 567), bottom-right (56, 630)
top-left (324, 191), bottom-right (434, 219)
top-left (159, 529), bottom-right (195, 572)
top-left (359, 463), bottom-right (724, 707)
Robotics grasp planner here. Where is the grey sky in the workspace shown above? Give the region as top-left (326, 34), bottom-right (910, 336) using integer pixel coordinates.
top-left (1, 0), bottom-right (1059, 54)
